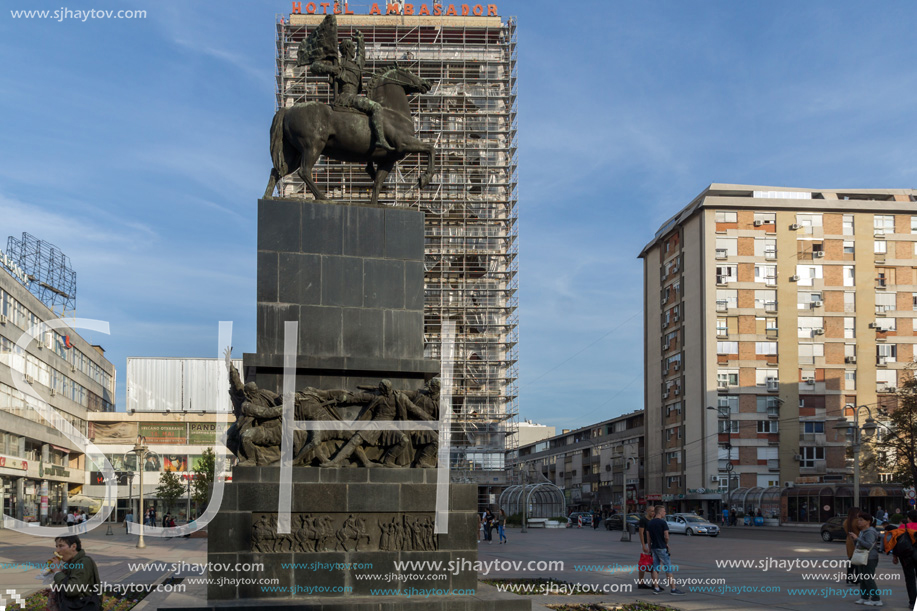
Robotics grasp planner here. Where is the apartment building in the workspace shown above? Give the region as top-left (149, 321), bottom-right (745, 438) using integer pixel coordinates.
top-left (507, 411), bottom-right (644, 512)
top-left (639, 184), bottom-right (917, 516)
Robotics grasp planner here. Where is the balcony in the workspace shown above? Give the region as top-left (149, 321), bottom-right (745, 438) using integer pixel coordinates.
top-left (766, 406), bottom-right (779, 418)
top-left (800, 432), bottom-right (827, 446)
top-left (716, 329), bottom-right (728, 338)
top-left (716, 300), bottom-right (729, 312)
top-left (715, 248), bottom-right (728, 260)
top-left (763, 301), bottom-right (777, 313)
top-left (764, 249), bottom-right (777, 260)
top-left (766, 379), bottom-right (779, 392)
top-left (766, 327), bottom-right (778, 338)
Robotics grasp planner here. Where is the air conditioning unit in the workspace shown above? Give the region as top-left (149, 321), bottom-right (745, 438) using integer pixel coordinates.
top-left (663, 342), bottom-right (670, 350)
top-left (711, 475), bottom-right (720, 483)
top-left (878, 356), bottom-right (888, 366)
top-left (673, 362), bottom-right (680, 370)
top-left (663, 391), bottom-right (669, 399)
top-left (790, 223), bottom-right (800, 230)
top-left (793, 454), bottom-right (802, 462)
top-left (49, 389), bottom-right (56, 397)
top-left (803, 378), bottom-right (815, 385)
top-left (868, 322), bottom-right (877, 329)
top-left (661, 296), bottom-right (667, 305)
top-left (790, 275), bottom-right (800, 282)
top-left (812, 301), bottom-right (823, 308)
top-left (813, 251), bottom-right (825, 258)
top-left (753, 220), bottom-right (763, 227)
top-left (674, 387), bottom-right (680, 395)
top-left (24, 374), bottom-right (33, 384)
top-left (0, 314), bottom-right (6, 325)
top-left (814, 328), bottom-right (825, 335)
top-left (884, 386), bottom-right (897, 393)
top-left (845, 356), bottom-right (857, 364)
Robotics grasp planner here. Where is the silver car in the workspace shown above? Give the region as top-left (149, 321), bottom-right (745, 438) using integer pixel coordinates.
top-left (666, 514), bottom-right (720, 537)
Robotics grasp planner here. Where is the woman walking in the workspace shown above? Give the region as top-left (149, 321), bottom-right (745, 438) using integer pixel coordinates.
top-left (497, 508), bottom-right (508, 544)
top-left (843, 506), bottom-right (861, 587)
top-left (847, 511), bottom-right (882, 606)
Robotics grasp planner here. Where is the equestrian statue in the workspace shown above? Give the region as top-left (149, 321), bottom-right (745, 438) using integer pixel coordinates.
top-left (263, 14), bottom-right (435, 205)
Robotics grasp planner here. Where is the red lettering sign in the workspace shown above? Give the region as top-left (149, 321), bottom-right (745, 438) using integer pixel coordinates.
top-left (291, 1), bottom-right (301, 13)
top-left (433, 4), bottom-right (442, 14)
top-left (462, 4), bottom-right (469, 15)
top-left (305, 2), bottom-right (317, 13)
top-left (445, 4), bottom-right (457, 15)
top-left (320, 2), bottom-right (330, 13)
top-left (387, 3), bottom-right (400, 14)
top-left (488, 4), bottom-right (497, 15)
top-left (369, 2), bottom-right (382, 14)
top-left (404, 3), bottom-right (414, 15)
top-left (291, 1), bottom-right (495, 16)
top-left (473, 4), bottom-right (483, 15)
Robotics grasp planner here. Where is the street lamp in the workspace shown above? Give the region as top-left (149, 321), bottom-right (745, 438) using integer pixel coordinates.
top-left (707, 406), bottom-right (734, 514)
top-left (127, 437), bottom-right (150, 549)
top-left (834, 405), bottom-right (878, 507)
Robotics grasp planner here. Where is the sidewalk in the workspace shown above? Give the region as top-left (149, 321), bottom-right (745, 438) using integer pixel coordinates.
top-left (0, 526), bottom-right (206, 603)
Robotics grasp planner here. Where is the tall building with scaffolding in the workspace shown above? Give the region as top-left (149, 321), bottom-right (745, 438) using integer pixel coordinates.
top-left (274, 7), bottom-right (519, 497)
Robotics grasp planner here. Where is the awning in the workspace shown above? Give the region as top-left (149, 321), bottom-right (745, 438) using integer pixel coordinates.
top-left (50, 445), bottom-right (71, 454)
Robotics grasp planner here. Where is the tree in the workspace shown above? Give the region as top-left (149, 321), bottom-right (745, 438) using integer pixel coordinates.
top-left (192, 448), bottom-right (216, 513)
top-left (155, 471), bottom-right (184, 514)
top-left (873, 371), bottom-right (917, 487)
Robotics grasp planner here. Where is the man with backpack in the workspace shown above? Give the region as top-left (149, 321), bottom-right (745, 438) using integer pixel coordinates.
top-left (884, 508), bottom-right (917, 608)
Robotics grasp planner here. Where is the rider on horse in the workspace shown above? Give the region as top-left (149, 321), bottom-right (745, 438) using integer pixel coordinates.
top-left (307, 28), bottom-right (395, 151)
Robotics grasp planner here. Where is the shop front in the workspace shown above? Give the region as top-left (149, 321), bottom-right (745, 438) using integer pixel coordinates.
top-left (781, 483), bottom-right (906, 524)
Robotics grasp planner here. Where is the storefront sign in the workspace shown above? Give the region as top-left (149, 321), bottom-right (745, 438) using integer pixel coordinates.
top-left (0, 455), bottom-right (28, 471)
top-left (41, 464), bottom-right (70, 478)
top-left (189, 423), bottom-right (223, 445)
top-left (89, 471), bottom-right (129, 485)
top-left (139, 423), bottom-right (187, 445)
top-left (88, 421), bottom-right (138, 444)
top-left (291, 1), bottom-right (498, 16)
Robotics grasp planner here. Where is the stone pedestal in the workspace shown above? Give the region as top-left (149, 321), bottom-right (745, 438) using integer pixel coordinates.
top-left (245, 199), bottom-right (438, 391)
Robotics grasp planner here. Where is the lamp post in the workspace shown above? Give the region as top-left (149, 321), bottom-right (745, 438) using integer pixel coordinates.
top-left (834, 405), bottom-right (878, 508)
top-left (127, 437), bottom-right (149, 549)
top-left (708, 406), bottom-right (734, 515)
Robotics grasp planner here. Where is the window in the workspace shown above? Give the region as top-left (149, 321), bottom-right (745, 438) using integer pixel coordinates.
top-left (757, 421), bottom-right (779, 433)
top-left (875, 292), bottom-right (895, 313)
top-left (755, 289), bottom-right (777, 311)
top-left (803, 421), bottom-right (825, 434)
top-left (877, 344), bottom-right (897, 363)
top-left (717, 395), bottom-right (739, 413)
top-left (717, 420), bottom-right (739, 434)
top-left (912, 216), bottom-right (917, 233)
top-left (844, 266), bottom-right (855, 287)
top-left (875, 240), bottom-right (888, 254)
top-left (715, 211), bottom-right (737, 223)
top-left (756, 342), bottom-right (777, 355)
top-left (798, 343), bottom-right (824, 365)
top-left (843, 215), bottom-right (854, 236)
top-left (801, 446), bottom-right (825, 468)
top-left (717, 370), bottom-right (739, 388)
top-left (716, 318), bottom-right (728, 336)
top-left (845, 370), bottom-right (856, 391)
top-left (755, 265), bottom-right (776, 285)
top-left (757, 447), bottom-right (779, 461)
top-left (755, 238), bottom-right (777, 259)
top-left (875, 318), bottom-right (896, 331)
top-left (754, 212), bottom-right (776, 225)
top-left (715, 237), bottom-right (737, 258)
top-left (796, 265), bottom-right (823, 287)
top-left (755, 369), bottom-right (777, 387)
top-left (797, 292), bottom-right (822, 309)
top-left (716, 265), bottom-right (737, 284)
top-left (756, 396), bottom-right (780, 412)
top-left (877, 370), bottom-right (897, 392)
top-left (716, 289), bottom-right (737, 311)
top-left (844, 292), bottom-right (856, 313)
top-left (717, 341), bottom-right (738, 354)
top-left (874, 215), bottom-right (895, 234)
top-left (798, 316), bottom-right (824, 338)
top-left (797, 213), bottom-right (823, 233)
top-left (843, 241), bottom-right (855, 254)
top-left (844, 317), bottom-right (856, 339)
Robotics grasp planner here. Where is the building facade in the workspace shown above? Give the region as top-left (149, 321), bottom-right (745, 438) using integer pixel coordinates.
top-left (508, 411), bottom-right (644, 513)
top-left (639, 184), bottom-right (917, 517)
top-left (275, 8), bottom-right (519, 496)
top-left (0, 266), bottom-right (116, 524)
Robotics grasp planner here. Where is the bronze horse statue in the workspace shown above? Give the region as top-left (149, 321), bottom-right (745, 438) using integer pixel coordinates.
top-left (263, 64), bottom-right (435, 205)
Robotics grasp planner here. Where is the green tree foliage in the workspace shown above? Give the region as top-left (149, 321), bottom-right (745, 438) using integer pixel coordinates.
top-left (873, 373), bottom-right (917, 487)
top-left (192, 448), bottom-right (216, 511)
top-left (155, 471), bottom-right (184, 513)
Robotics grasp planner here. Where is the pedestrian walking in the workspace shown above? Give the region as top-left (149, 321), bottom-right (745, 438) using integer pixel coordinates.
top-left (844, 506), bottom-right (862, 587)
top-left (888, 509), bottom-right (917, 609)
top-left (124, 510), bottom-right (133, 533)
top-left (848, 511), bottom-right (882, 606)
top-left (483, 509), bottom-right (494, 543)
top-left (478, 513), bottom-right (484, 543)
top-left (592, 509), bottom-right (600, 530)
top-left (637, 505), bottom-right (656, 589)
top-left (646, 506), bottom-right (685, 596)
top-left (721, 506), bottom-right (728, 526)
top-left (497, 508), bottom-right (507, 544)
top-left (729, 507), bottom-right (736, 527)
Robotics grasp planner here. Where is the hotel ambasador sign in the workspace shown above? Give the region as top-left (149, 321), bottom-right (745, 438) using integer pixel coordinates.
top-left (291, 2), bottom-right (499, 16)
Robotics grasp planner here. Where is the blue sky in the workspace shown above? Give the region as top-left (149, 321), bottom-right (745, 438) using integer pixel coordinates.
top-left (1, 1), bottom-right (916, 430)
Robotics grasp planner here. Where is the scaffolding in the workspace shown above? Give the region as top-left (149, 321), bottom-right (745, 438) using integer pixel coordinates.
top-left (275, 12), bottom-right (519, 489)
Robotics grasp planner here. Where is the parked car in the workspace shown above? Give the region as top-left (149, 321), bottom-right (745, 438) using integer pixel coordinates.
top-left (604, 513), bottom-right (641, 531)
top-left (820, 516), bottom-right (847, 542)
top-left (666, 514), bottom-right (720, 536)
top-left (566, 512), bottom-right (593, 527)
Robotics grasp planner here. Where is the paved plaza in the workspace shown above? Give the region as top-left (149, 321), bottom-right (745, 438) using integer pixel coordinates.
top-left (1, 523), bottom-right (914, 610)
